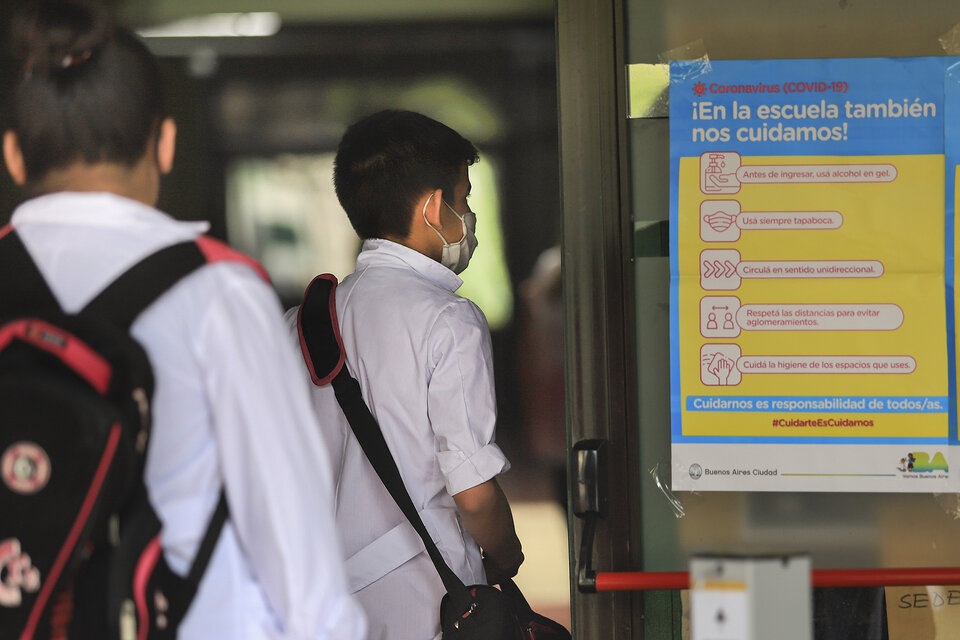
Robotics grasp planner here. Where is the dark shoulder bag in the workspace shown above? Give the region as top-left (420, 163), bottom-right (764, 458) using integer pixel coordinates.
top-left (296, 274), bottom-right (571, 640)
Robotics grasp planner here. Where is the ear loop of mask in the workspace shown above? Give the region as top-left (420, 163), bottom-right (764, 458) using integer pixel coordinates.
top-left (422, 191), bottom-right (450, 243)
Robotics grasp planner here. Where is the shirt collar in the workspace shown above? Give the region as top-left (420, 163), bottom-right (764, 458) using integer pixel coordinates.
top-left (357, 238), bottom-right (462, 292)
top-left (11, 191), bottom-right (210, 235)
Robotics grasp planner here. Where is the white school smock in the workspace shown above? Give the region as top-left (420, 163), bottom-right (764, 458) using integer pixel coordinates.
top-left (10, 192), bottom-right (366, 640)
top-left (286, 238), bottom-right (509, 640)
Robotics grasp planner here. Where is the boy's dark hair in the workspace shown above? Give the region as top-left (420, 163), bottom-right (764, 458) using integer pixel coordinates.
top-left (9, 0), bottom-right (164, 181)
top-left (333, 110), bottom-right (478, 240)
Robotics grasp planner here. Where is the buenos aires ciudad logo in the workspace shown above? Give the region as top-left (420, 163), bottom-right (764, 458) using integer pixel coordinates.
top-left (896, 451), bottom-right (948, 474)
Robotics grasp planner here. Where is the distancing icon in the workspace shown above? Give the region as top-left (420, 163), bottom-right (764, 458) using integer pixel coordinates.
top-left (700, 297), bottom-right (740, 338)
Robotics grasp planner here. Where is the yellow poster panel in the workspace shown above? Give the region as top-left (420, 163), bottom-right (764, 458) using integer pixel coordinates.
top-left (678, 154), bottom-right (947, 440)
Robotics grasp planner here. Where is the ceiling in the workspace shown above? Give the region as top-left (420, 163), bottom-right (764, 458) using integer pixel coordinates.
top-left (116, 0), bottom-right (554, 29)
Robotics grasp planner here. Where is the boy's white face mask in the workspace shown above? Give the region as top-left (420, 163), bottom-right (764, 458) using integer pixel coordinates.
top-left (422, 195), bottom-right (478, 274)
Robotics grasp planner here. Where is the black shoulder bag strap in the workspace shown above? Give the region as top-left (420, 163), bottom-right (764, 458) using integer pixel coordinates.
top-left (296, 274), bottom-right (475, 618)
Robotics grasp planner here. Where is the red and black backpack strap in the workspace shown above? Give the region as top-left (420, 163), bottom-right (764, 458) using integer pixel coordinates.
top-left (194, 235), bottom-right (271, 284)
top-left (105, 487), bottom-right (229, 640)
top-left (0, 223), bottom-right (58, 313)
top-left (79, 240), bottom-right (208, 331)
top-left (80, 237), bottom-right (257, 638)
top-left (0, 226), bottom-right (269, 330)
top-left (81, 235), bottom-right (269, 329)
top-left (76, 239), bottom-right (234, 637)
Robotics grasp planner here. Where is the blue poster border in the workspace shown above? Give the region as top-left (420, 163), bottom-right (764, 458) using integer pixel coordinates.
top-left (945, 60), bottom-right (960, 445)
top-left (669, 56), bottom-right (957, 447)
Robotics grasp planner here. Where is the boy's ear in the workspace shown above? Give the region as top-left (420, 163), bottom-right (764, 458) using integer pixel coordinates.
top-left (156, 118), bottom-right (176, 175)
top-left (420, 188), bottom-right (444, 229)
top-left (3, 130), bottom-right (27, 186)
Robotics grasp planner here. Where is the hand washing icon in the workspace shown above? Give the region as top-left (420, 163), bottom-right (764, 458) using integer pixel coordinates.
top-left (703, 352), bottom-right (736, 385)
top-left (700, 344), bottom-right (742, 386)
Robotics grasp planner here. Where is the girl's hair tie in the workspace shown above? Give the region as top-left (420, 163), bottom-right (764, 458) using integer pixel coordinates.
top-left (61, 49), bottom-right (92, 69)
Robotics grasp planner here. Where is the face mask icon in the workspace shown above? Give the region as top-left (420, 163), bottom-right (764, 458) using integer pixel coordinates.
top-left (699, 200), bottom-right (742, 242)
top-left (703, 209), bottom-right (737, 232)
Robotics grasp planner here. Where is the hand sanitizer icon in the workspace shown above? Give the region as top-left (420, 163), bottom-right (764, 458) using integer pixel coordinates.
top-left (700, 152), bottom-right (741, 194)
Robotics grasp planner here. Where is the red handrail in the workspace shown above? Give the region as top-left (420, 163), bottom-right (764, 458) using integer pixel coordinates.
top-left (595, 567), bottom-right (960, 592)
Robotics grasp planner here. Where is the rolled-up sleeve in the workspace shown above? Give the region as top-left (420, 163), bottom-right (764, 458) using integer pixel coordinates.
top-left (195, 264), bottom-right (366, 640)
top-left (427, 299), bottom-right (510, 496)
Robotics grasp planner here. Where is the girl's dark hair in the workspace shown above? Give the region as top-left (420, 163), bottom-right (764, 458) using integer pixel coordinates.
top-left (9, 0), bottom-right (164, 180)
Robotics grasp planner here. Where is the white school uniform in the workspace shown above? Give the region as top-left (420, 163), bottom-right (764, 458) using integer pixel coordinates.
top-left (287, 238), bottom-right (510, 640)
top-left (11, 192), bottom-right (366, 640)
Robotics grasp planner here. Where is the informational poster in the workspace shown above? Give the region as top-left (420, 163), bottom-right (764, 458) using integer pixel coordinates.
top-left (670, 57), bottom-right (960, 491)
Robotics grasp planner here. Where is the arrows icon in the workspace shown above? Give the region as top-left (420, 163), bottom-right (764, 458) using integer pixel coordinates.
top-left (702, 260), bottom-right (738, 278)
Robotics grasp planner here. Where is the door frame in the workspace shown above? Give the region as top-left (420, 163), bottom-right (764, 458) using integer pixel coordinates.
top-left (556, 0), bottom-right (645, 637)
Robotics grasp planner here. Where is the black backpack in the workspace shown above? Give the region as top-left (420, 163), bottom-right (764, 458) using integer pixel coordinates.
top-left (0, 226), bottom-right (240, 639)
